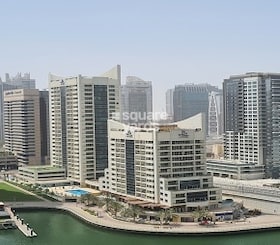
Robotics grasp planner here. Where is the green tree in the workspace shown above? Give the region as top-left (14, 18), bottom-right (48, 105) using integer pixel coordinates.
top-left (96, 197), bottom-right (105, 208)
top-left (80, 193), bottom-right (99, 206)
top-left (156, 208), bottom-right (173, 225)
top-left (89, 194), bottom-right (99, 206)
top-left (104, 194), bottom-right (113, 211)
top-left (123, 205), bottom-right (144, 222)
top-left (163, 208), bottom-right (173, 223)
top-left (83, 193), bottom-right (91, 206)
top-left (109, 200), bottom-right (124, 217)
top-left (192, 207), bottom-right (211, 222)
top-left (79, 194), bottom-right (86, 205)
top-left (157, 210), bottom-right (165, 225)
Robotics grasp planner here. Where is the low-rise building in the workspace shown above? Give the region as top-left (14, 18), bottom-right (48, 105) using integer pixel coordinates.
top-left (100, 114), bottom-right (222, 212)
top-left (18, 166), bottom-right (66, 183)
top-left (207, 159), bottom-right (264, 180)
top-left (214, 177), bottom-right (280, 214)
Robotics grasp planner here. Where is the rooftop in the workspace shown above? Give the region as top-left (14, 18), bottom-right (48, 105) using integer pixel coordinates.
top-left (207, 159), bottom-right (262, 166)
top-left (214, 177), bottom-right (280, 187)
top-left (19, 166), bottom-right (65, 172)
top-left (229, 72), bottom-right (280, 79)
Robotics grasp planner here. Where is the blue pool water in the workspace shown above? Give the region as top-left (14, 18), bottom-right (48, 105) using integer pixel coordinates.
top-left (67, 189), bottom-right (90, 196)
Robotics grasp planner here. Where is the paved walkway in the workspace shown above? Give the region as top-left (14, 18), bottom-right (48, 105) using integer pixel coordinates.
top-left (5, 201), bottom-right (280, 234)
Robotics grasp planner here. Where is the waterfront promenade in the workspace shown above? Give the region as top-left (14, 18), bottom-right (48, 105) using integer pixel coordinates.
top-left (5, 201), bottom-right (280, 235)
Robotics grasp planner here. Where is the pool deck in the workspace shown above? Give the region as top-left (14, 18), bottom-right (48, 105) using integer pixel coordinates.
top-left (49, 186), bottom-right (99, 197)
top-left (5, 201), bottom-right (280, 235)
top-left (67, 190), bottom-right (89, 196)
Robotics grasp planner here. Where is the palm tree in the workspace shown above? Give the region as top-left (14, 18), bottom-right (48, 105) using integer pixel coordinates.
top-left (124, 205), bottom-right (144, 222)
top-left (82, 193), bottom-right (92, 206)
top-left (192, 207), bottom-right (211, 222)
top-left (80, 193), bottom-right (100, 206)
top-left (157, 210), bottom-right (165, 225)
top-left (96, 197), bottom-right (105, 208)
top-left (104, 194), bottom-right (113, 211)
top-left (79, 194), bottom-right (86, 204)
top-left (157, 208), bottom-right (173, 225)
top-left (163, 208), bottom-right (173, 223)
top-left (109, 200), bottom-right (124, 217)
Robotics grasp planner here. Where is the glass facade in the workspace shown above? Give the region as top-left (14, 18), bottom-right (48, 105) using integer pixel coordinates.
top-left (172, 84), bottom-right (221, 135)
top-left (60, 86), bottom-right (67, 169)
top-left (125, 139), bottom-right (135, 195)
top-left (94, 85), bottom-right (108, 179)
top-left (266, 76), bottom-right (280, 178)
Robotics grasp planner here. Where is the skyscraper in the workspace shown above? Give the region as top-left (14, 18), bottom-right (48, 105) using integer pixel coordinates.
top-left (165, 88), bottom-right (174, 120)
top-left (208, 91), bottom-right (223, 137)
top-left (121, 76), bottom-right (152, 125)
top-left (49, 66), bottom-right (120, 184)
top-left (5, 73), bottom-right (36, 89)
top-left (223, 72), bottom-right (280, 178)
top-left (171, 83), bottom-right (222, 135)
top-left (4, 89), bottom-right (41, 166)
top-left (0, 73), bottom-right (36, 143)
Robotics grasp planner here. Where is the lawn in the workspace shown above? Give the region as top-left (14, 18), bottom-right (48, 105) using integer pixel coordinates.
top-left (0, 182), bottom-right (40, 202)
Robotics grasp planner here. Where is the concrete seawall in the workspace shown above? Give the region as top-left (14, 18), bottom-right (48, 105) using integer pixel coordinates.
top-left (7, 201), bottom-right (280, 236)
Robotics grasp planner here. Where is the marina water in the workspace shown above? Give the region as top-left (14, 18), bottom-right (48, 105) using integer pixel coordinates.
top-left (1, 210), bottom-right (280, 245)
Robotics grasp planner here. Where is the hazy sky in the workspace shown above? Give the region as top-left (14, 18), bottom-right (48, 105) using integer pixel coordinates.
top-left (1, 0), bottom-right (280, 111)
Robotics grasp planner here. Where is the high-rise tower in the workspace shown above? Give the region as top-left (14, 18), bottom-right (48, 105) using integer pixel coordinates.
top-left (49, 66), bottom-right (120, 183)
top-left (165, 88), bottom-right (174, 120)
top-left (208, 91), bottom-right (223, 137)
top-left (4, 89), bottom-right (41, 166)
top-left (169, 83), bottom-right (222, 135)
top-left (121, 76), bottom-right (152, 125)
top-left (223, 72), bottom-right (280, 178)
top-left (0, 73), bottom-right (36, 143)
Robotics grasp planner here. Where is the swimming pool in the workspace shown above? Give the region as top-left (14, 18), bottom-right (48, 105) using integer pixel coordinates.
top-left (66, 189), bottom-right (90, 196)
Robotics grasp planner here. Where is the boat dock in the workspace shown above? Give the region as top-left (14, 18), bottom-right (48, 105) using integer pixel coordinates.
top-left (5, 207), bottom-right (37, 237)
